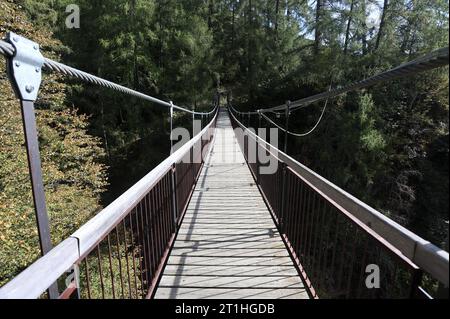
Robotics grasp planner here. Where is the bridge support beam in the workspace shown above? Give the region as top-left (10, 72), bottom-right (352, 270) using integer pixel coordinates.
top-left (5, 33), bottom-right (59, 299)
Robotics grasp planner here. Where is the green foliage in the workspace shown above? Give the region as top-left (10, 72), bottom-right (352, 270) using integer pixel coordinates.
top-left (0, 0), bottom-right (108, 286)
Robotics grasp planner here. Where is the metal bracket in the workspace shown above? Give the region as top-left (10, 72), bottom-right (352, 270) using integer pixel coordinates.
top-left (6, 32), bottom-right (44, 101)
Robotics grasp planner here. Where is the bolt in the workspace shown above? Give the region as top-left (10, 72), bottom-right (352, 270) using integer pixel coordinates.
top-left (15, 61), bottom-right (20, 67)
top-left (25, 85), bottom-right (34, 93)
top-left (33, 44), bottom-right (38, 50)
top-left (13, 36), bottom-right (19, 42)
top-left (35, 67), bottom-right (40, 73)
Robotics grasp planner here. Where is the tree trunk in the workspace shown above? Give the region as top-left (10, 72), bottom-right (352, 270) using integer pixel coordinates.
top-left (286, 0), bottom-right (291, 18)
top-left (208, 0), bottom-right (214, 30)
top-left (247, 0), bottom-right (255, 104)
top-left (314, 0), bottom-right (322, 55)
top-left (275, 0), bottom-right (280, 37)
top-left (231, 0), bottom-right (235, 48)
top-left (360, 0), bottom-right (368, 55)
top-left (375, 0), bottom-right (389, 51)
top-left (343, 0), bottom-right (355, 55)
top-left (130, 0), bottom-right (138, 89)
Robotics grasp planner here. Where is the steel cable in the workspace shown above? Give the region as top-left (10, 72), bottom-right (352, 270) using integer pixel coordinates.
top-left (260, 97), bottom-right (329, 137)
top-left (258, 47), bottom-right (449, 114)
top-left (0, 39), bottom-right (215, 116)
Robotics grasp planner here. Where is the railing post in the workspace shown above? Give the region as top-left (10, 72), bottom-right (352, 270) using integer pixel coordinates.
top-left (191, 108), bottom-right (195, 165)
top-left (279, 102), bottom-right (291, 233)
top-left (5, 32), bottom-right (59, 299)
top-left (170, 164), bottom-right (179, 229)
top-left (279, 162), bottom-right (288, 233)
top-left (284, 101), bottom-right (291, 154)
top-left (169, 101), bottom-right (174, 155)
top-left (256, 110), bottom-right (261, 185)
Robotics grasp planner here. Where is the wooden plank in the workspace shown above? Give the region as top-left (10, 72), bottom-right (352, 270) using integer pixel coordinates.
top-left (154, 288), bottom-right (309, 299)
top-left (173, 241), bottom-right (285, 249)
top-left (158, 275), bottom-right (304, 289)
top-left (165, 256), bottom-right (295, 267)
top-left (175, 234), bottom-right (285, 242)
top-left (162, 265), bottom-right (299, 277)
top-left (169, 248), bottom-right (290, 258)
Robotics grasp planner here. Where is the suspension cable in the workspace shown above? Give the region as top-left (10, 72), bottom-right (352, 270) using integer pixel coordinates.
top-left (0, 39), bottom-right (216, 116)
top-left (258, 47), bottom-right (449, 114)
top-left (260, 97), bottom-right (329, 137)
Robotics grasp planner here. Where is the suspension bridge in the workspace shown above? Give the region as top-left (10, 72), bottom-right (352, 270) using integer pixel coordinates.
top-left (0, 32), bottom-right (448, 299)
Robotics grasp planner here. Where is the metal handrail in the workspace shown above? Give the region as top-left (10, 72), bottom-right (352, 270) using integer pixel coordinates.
top-left (228, 106), bottom-right (449, 289)
top-left (0, 110), bottom-right (218, 299)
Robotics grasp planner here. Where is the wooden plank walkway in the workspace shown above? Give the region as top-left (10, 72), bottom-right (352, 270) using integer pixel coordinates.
top-left (154, 109), bottom-right (308, 299)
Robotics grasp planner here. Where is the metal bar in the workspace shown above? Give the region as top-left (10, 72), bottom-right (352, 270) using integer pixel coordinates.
top-left (84, 258), bottom-right (92, 299)
top-left (344, 228), bottom-right (358, 298)
top-left (143, 194), bottom-right (153, 285)
top-left (169, 102), bottom-right (174, 154)
top-left (133, 208), bottom-right (145, 297)
top-left (106, 234), bottom-right (116, 299)
top-left (305, 192), bottom-right (318, 273)
top-left (96, 245), bottom-right (105, 299)
top-left (284, 101), bottom-right (290, 153)
top-left (297, 179), bottom-right (307, 264)
top-left (302, 186), bottom-right (313, 270)
top-left (138, 199), bottom-right (150, 293)
top-left (319, 204), bottom-right (332, 293)
top-left (19, 100), bottom-right (59, 299)
top-left (356, 237), bottom-right (369, 298)
top-left (149, 188), bottom-right (157, 281)
top-left (115, 226), bottom-right (125, 298)
top-left (121, 219), bottom-right (132, 298)
top-left (314, 198), bottom-right (327, 286)
top-left (127, 213), bottom-right (139, 298)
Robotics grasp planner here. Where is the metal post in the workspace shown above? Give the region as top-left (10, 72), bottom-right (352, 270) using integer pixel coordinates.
top-left (284, 101), bottom-right (291, 154)
top-left (256, 110), bottom-right (261, 184)
top-left (169, 101), bottom-right (174, 155)
top-left (5, 32), bottom-right (59, 299)
top-left (192, 108), bottom-right (197, 169)
top-left (170, 164), bottom-right (179, 229)
top-left (192, 111), bottom-right (195, 139)
top-left (20, 101), bottom-right (54, 255)
top-left (280, 101), bottom-right (291, 234)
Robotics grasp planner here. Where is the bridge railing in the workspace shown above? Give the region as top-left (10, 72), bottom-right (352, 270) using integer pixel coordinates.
top-left (229, 108), bottom-right (449, 299)
top-left (0, 111), bottom-right (217, 299)
top-left (0, 32), bottom-right (219, 299)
